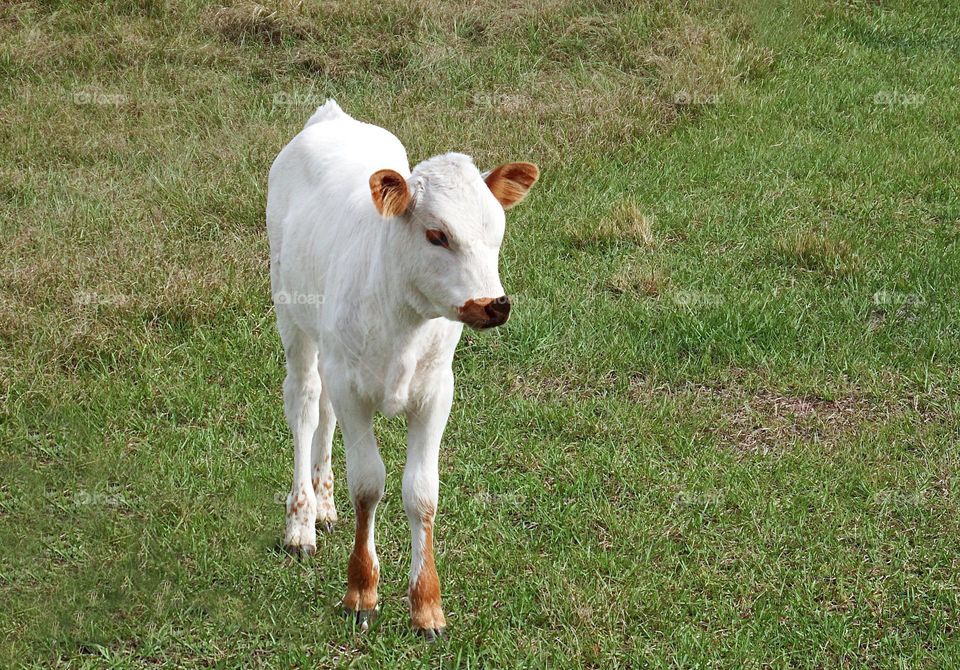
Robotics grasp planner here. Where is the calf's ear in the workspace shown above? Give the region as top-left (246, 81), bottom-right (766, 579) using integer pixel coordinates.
top-left (484, 162), bottom-right (539, 210)
top-left (370, 169), bottom-right (412, 217)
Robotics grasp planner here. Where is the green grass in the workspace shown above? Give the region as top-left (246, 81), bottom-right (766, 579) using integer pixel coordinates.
top-left (2, 0), bottom-right (960, 666)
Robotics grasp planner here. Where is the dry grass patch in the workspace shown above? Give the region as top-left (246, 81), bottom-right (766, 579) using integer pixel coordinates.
top-left (607, 264), bottom-right (665, 298)
top-left (572, 201), bottom-right (657, 250)
top-left (627, 373), bottom-right (949, 456)
top-left (0, 293), bottom-right (27, 348)
top-left (0, 217), bottom-right (269, 375)
top-left (608, 201), bottom-right (656, 247)
top-left (776, 230), bottom-right (858, 276)
top-left (203, 2), bottom-right (315, 45)
top-left (453, 70), bottom-right (678, 161)
top-left (709, 388), bottom-right (876, 454)
top-left (204, 0), bottom-right (421, 77)
top-left (651, 15), bottom-right (775, 107)
top-left (197, 0), bottom-right (772, 155)
top-left (505, 372), bottom-right (930, 457)
top-left (507, 367), bottom-right (619, 402)
top-left (641, 382), bottom-right (897, 455)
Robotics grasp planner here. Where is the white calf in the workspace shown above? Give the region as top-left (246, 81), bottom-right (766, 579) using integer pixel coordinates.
top-left (266, 100), bottom-right (538, 638)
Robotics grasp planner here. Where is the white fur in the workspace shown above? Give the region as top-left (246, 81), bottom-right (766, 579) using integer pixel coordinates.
top-left (267, 100), bottom-right (511, 600)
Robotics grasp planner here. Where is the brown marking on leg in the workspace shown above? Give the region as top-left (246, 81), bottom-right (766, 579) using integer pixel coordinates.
top-left (343, 498), bottom-right (379, 612)
top-left (286, 488), bottom-right (310, 517)
top-left (314, 467), bottom-right (337, 531)
top-left (314, 471), bottom-right (334, 497)
top-left (284, 484), bottom-right (317, 556)
top-left (410, 520), bottom-right (446, 631)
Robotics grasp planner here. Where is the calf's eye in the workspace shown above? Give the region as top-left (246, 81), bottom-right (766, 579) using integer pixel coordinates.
top-left (426, 229), bottom-right (450, 248)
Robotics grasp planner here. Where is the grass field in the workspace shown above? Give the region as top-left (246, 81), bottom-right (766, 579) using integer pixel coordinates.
top-left (3, 0), bottom-right (960, 666)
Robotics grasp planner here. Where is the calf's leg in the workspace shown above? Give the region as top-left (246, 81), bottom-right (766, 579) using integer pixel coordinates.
top-left (333, 391), bottom-right (384, 629)
top-left (311, 385), bottom-right (337, 532)
top-left (281, 325), bottom-right (321, 556)
top-left (403, 372), bottom-right (453, 640)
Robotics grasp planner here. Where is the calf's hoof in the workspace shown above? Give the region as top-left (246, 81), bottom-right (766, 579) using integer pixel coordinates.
top-left (343, 607), bottom-right (378, 632)
top-left (411, 598), bottom-right (446, 642)
top-left (283, 521), bottom-right (317, 559)
top-left (417, 626), bottom-right (447, 642)
top-left (283, 542), bottom-right (316, 559)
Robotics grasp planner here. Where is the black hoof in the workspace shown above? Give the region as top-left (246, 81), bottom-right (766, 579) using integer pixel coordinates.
top-left (343, 607), bottom-right (378, 632)
top-left (418, 627), bottom-right (447, 643)
top-left (320, 520), bottom-right (335, 534)
top-left (283, 543), bottom-right (316, 559)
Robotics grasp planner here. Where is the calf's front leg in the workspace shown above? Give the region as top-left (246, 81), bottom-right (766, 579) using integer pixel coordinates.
top-left (282, 331), bottom-right (320, 557)
top-left (333, 390), bottom-right (385, 630)
top-left (403, 372), bottom-right (453, 640)
top-left (311, 386), bottom-right (338, 532)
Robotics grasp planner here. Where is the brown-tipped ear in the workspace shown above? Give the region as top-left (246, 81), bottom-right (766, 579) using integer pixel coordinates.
top-left (484, 162), bottom-right (539, 210)
top-left (370, 169), bottom-right (412, 217)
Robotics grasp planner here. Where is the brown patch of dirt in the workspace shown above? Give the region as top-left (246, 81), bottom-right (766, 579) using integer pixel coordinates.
top-left (506, 369), bottom-right (944, 455)
top-left (507, 368), bottom-right (618, 402)
top-left (629, 377), bottom-right (939, 455)
top-left (703, 387), bottom-right (876, 454)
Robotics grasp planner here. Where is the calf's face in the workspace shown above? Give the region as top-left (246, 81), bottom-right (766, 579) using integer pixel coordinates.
top-left (369, 155), bottom-right (538, 329)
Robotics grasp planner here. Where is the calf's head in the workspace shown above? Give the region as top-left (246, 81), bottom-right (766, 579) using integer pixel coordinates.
top-left (369, 153), bottom-right (538, 329)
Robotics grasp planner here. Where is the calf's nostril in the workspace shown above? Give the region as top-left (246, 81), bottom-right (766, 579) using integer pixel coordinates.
top-left (484, 296), bottom-right (511, 319)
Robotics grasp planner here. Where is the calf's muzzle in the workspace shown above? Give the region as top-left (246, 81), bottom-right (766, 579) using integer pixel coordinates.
top-left (458, 296), bottom-right (511, 329)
